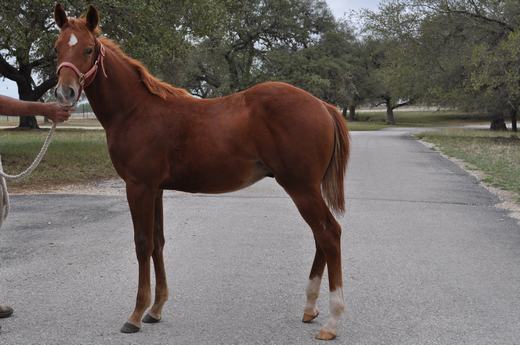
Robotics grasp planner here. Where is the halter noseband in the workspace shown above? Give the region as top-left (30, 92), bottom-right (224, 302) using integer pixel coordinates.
top-left (56, 41), bottom-right (107, 104)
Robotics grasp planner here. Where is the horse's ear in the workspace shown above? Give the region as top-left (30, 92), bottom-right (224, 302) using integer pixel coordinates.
top-left (86, 5), bottom-right (99, 32)
top-left (54, 3), bottom-right (68, 29)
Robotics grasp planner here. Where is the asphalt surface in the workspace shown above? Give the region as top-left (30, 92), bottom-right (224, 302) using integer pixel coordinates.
top-left (1, 130), bottom-right (520, 345)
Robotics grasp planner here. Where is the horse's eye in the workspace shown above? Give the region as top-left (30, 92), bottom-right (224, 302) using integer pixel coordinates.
top-left (84, 47), bottom-right (93, 55)
top-left (54, 47), bottom-right (58, 54)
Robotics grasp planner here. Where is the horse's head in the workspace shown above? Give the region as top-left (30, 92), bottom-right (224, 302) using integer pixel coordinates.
top-left (53, 4), bottom-right (102, 106)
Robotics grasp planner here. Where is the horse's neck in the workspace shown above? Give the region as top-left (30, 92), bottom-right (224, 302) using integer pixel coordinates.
top-left (84, 47), bottom-right (147, 129)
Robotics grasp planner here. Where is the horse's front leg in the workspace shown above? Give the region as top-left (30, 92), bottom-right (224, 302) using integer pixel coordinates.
top-left (143, 190), bottom-right (169, 324)
top-left (121, 182), bottom-right (156, 333)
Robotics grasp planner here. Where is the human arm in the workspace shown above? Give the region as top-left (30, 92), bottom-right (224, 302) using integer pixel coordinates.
top-left (0, 95), bottom-right (71, 122)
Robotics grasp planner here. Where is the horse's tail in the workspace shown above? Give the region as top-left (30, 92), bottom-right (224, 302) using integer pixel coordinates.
top-left (321, 103), bottom-right (350, 215)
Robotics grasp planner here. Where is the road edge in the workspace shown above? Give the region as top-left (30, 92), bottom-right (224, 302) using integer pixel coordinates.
top-left (8, 178), bottom-right (125, 196)
top-left (417, 138), bottom-right (520, 226)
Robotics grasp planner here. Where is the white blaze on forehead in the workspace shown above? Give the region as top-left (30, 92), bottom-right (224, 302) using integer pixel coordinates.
top-left (68, 33), bottom-right (78, 47)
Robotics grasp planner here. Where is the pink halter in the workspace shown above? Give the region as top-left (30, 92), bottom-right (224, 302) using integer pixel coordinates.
top-left (56, 42), bottom-right (108, 103)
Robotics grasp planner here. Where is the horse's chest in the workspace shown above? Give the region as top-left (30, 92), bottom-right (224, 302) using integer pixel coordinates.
top-left (106, 139), bottom-right (158, 180)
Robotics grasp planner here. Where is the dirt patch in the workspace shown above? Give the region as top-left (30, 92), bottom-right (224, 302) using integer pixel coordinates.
top-left (8, 178), bottom-right (125, 196)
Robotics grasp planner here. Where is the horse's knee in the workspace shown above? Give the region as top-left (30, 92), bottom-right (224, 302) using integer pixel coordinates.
top-left (152, 238), bottom-right (165, 254)
top-left (134, 236), bottom-right (154, 260)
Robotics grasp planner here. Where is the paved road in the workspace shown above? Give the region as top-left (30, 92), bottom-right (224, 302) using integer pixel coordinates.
top-left (1, 130), bottom-right (520, 345)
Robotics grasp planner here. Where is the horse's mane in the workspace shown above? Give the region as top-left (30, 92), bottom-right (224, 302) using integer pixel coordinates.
top-left (65, 18), bottom-right (189, 99)
top-left (98, 37), bottom-right (190, 99)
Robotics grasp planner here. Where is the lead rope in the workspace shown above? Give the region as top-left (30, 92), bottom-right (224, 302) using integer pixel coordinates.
top-left (0, 123), bottom-right (57, 228)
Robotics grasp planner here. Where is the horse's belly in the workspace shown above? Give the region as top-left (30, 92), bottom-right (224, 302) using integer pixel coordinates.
top-left (161, 160), bottom-right (272, 194)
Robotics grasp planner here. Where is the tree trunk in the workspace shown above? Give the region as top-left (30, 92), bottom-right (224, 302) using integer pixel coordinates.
top-left (1, 55), bottom-right (56, 129)
top-left (386, 103), bottom-right (396, 125)
top-left (348, 104), bottom-right (357, 121)
top-left (490, 111), bottom-right (507, 131)
top-left (18, 115), bottom-right (39, 129)
top-left (17, 85), bottom-right (39, 129)
top-left (511, 107), bottom-right (518, 132)
top-left (342, 107), bottom-right (348, 120)
top-left (224, 52), bottom-right (241, 92)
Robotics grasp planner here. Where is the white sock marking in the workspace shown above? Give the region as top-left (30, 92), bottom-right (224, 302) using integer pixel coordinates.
top-left (323, 288), bottom-right (345, 333)
top-left (68, 33), bottom-right (78, 47)
top-left (304, 276), bottom-right (321, 314)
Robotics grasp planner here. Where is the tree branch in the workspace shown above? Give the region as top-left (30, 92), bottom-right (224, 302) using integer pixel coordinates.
top-left (32, 76), bottom-right (57, 101)
top-left (0, 54), bottom-right (24, 84)
top-left (28, 56), bottom-right (52, 70)
top-left (391, 100), bottom-right (412, 110)
top-left (441, 8), bottom-right (514, 33)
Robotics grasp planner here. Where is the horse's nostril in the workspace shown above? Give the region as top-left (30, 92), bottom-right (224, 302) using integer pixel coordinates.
top-left (68, 87), bottom-right (76, 100)
top-left (55, 87), bottom-right (65, 103)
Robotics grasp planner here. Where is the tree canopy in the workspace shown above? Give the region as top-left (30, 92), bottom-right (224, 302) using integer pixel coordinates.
top-left (1, 0), bottom-right (520, 130)
top-left (361, 0), bottom-right (520, 128)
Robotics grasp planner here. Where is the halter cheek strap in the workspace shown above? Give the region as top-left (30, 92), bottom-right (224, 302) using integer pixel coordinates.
top-left (56, 43), bottom-right (107, 103)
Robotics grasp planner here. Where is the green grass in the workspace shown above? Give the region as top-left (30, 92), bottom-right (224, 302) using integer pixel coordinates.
top-left (351, 110), bottom-right (488, 127)
top-left (346, 122), bottom-right (389, 131)
top-left (0, 128), bottom-right (116, 190)
top-left (417, 129), bottom-right (520, 201)
top-left (0, 117), bottom-right (102, 127)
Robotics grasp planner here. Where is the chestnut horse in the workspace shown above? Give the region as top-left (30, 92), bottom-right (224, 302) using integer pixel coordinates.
top-left (53, 4), bottom-right (349, 341)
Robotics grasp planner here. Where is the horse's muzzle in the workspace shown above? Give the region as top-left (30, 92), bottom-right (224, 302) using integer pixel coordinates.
top-left (55, 84), bottom-right (79, 107)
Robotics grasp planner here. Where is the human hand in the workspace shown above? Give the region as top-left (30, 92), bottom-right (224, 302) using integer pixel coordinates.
top-left (41, 102), bottom-right (72, 123)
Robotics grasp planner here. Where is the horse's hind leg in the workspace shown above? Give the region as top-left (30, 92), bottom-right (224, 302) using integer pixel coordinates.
top-left (302, 240), bottom-right (326, 323)
top-left (284, 185), bottom-right (345, 340)
top-left (143, 190), bottom-right (169, 323)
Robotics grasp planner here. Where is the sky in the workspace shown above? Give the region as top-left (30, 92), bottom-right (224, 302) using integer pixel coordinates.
top-left (0, 0), bottom-right (381, 99)
top-left (327, 0), bottom-right (379, 17)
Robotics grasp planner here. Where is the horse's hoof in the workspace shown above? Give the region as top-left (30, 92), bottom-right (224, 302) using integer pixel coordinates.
top-left (120, 322), bottom-right (140, 333)
top-left (316, 329), bottom-right (336, 340)
top-left (302, 311), bottom-right (319, 323)
top-left (142, 313), bottom-right (161, 324)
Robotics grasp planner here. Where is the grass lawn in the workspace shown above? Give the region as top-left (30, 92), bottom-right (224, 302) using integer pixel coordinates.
top-left (345, 110), bottom-right (489, 130)
top-left (346, 122), bottom-right (389, 131)
top-left (417, 129), bottom-right (520, 201)
top-left (353, 110), bottom-right (489, 127)
top-left (0, 117), bottom-right (101, 127)
top-left (0, 128), bottom-right (116, 190)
